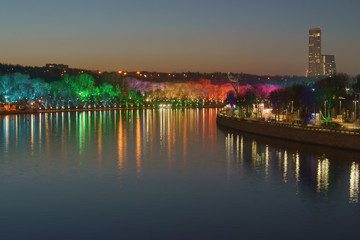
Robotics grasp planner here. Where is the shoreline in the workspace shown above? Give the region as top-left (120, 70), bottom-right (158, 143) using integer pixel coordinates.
top-left (0, 105), bottom-right (224, 115)
top-left (217, 112), bottom-right (360, 151)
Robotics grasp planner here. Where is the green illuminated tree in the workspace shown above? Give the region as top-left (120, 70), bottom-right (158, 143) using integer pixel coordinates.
top-left (313, 74), bottom-right (348, 126)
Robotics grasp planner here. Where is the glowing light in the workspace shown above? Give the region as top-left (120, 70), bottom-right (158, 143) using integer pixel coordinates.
top-left (283, 150), bottom-right (288, 183)
top-left (0, 72), bottom-right (281, 111)
top-left (136, 115), bottom-right (141, 176)
top-left (295, 152), bottom-right (300, 183)
top-left (317, 157), bottom-right (330, 193)
top-left (350, 162), bottom-right (359, 203)
top-left (265, 145), bottom-right (269, 180)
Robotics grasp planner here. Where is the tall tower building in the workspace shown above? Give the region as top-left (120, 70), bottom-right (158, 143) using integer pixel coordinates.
top-left (308, 27), bottom-right (322, 77)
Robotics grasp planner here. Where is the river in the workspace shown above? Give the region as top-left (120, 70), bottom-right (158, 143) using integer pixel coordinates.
top-left (0, 109), bottom-right (359, 239)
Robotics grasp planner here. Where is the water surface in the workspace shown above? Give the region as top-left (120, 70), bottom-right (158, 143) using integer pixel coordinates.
top-left (1, 109), bottom-right (359, 239)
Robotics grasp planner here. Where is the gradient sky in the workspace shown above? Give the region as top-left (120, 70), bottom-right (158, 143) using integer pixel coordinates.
top-left (1, 0), bottom-right (359, 76)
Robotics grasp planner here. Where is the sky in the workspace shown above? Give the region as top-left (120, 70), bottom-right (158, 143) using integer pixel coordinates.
top-left (0, 0), bottom-right (359, 76)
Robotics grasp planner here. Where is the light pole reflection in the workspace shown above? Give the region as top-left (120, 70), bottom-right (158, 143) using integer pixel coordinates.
top-left (240, 136), bottom-right (244, 165)
top-left (265, 145), bottom-right (269, 180)
top-left (283, 150), bottom-right (288, 183)
top-left (236, 135), bottom-right (240, 168)
top-left (225, 133), bottom-right (233, 182)
top-left (3, 116), bottom-right (10, 153)
top-left (350, 162), bottom-right (359, 203)
top-left (31, 114), bottom-right (34, 156)
top-left (317, 157), bottom-right (330, 193)
top-left (252, 140), bottom-right (257, 167)
top-left (118, 112), bottom-right (127, 174)
top-left (98, 112), bottom-right (102, 167)
top-left (136, 115), bottom-right (142, 177)
top-left (295, 152), bottom-right (300, 183)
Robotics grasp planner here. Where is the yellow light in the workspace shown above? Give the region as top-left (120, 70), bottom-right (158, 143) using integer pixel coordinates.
top-left (118, 71), bottom-right (122, 74)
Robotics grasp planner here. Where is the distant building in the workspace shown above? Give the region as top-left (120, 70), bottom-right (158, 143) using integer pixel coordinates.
top-left (308, 27), bottom-right (322, 77)
top-left (308, 28), bottom-right (336, 78)
top-left (321, 55), bottom-right (336, 77)
top-left (45, 63), bottom-right (69, 70)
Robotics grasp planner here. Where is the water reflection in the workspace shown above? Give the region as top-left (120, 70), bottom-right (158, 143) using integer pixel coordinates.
top-left (283, 150), bottom-right (288, 183)
top-left (350, 162), bottom-right (359, 203)
top-left (0, 109), bottom-right (360, 206)
top-left (2, 108), bottom-right (360, 240)
top-left (31, 114), bottom-right (34, 156)
top-left (136, 114), bottom-right (142, 176)
top-left (317, 157), bottom-right (330, 193)
top-left (3, 116), bottom-right (9, 153)
top-left (295, 152), bottom-right (300, 183)
top-left (265, 145), bottom-right (269, 180)
top-left (117, 111), bottom-right (126, 173)
top-left (222, 127), bottom-right (360, 202)
top-left (98, 112), bottom-right (103, 167)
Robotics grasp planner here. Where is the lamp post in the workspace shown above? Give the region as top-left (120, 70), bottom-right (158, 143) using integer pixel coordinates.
top-left (339, 96), bottom-right (345, 120)
top-left (354, 100), bottom-right (359, 123)
top-left (340, 100), bottom-right (341, 115)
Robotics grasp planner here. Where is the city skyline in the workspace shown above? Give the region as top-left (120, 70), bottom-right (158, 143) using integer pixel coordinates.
top-left (308, 27), bottom-right (336, 78)
top-left (1, 0), bottom-right (360, 76)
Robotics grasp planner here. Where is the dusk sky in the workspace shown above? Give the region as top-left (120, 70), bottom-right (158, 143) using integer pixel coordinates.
top-left (1, 0), bottom-right (359, 76)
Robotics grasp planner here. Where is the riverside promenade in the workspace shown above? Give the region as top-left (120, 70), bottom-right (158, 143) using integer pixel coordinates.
top-left (217, 112), bottom-right (360, 151)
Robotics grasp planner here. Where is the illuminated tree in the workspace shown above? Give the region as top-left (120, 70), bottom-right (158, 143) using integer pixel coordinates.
top-left (269, 89), bottom-right (289, 121)
top-left (0, 73), bottom-right (47, 104)
top-left (313, 74), bottom-right (348, 126)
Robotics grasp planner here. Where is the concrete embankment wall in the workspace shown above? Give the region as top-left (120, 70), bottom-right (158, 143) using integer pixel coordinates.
top-left (217, 115), bottom-right (360, 151)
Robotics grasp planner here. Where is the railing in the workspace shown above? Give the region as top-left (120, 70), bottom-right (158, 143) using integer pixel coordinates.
top-left (217, 112), bottom-right (360, 136)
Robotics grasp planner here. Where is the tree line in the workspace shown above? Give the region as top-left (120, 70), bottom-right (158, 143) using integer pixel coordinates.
top-left (226, 74), bottom-right (360, 125)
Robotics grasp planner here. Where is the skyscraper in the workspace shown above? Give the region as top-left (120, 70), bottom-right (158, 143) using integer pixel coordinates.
top-left (321, 55), bottom-right (336, 77)
top-left (308, 27), bottom-right (322, 77)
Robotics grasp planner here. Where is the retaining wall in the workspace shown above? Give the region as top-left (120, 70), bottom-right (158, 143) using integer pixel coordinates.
top-left (217, 114), bottom-right (360, 151)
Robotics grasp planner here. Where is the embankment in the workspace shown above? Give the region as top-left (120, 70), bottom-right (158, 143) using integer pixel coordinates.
top-left (217, 113), bottom-right (360, 151)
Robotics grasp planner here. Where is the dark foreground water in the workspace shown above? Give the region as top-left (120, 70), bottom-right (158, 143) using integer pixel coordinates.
top-left (1, 109), bottom-right (360, 239)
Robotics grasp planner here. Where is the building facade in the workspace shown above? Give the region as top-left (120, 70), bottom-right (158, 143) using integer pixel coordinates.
top-left (308, 27), bottom-right (322, 77)
top-left (321, 55), bottom-right (336, 77)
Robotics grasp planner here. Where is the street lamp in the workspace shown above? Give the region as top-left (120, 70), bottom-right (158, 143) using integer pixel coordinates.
top-left (353, 100), bottom-right (359, 123)
top-left (340, 100), bottom-right (341, 115)
top-left (339, 96), bottom-right (345, 117)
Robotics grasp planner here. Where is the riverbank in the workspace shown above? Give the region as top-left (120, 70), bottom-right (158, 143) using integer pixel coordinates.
top-left (217, 112), bottom-right (360, 151)
top-left (0, 104), bottom-right (224, 115)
